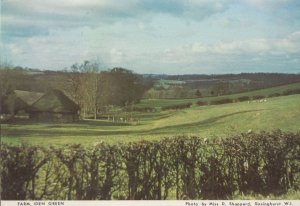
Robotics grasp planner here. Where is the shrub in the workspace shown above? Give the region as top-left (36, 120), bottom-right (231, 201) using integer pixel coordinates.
top-left (161, 103), bottom-right (192, 111)
top-left (282, 89), bottom-right (300, 96)
top-left (124, 106), bottom-right (156, 113)
top-left (237, 96), bottom-right (250, 102)
top-left (196, 101), bottom-right (209, 106)
top-left (252, 95), bottom-right (266, 100)
top-left (210, 98), bottom-right (233, 105)
top-left (268, 93), bottom-right (281, 98)
top-left (0, 145), bottom-right (50, 200)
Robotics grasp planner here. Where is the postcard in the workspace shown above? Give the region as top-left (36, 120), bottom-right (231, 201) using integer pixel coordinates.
top-left (1, 0), bottom-right (300, 205)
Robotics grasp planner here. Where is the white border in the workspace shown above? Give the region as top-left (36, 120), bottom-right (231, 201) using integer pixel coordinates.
top-left (1, 200), bottom-right (300, 206)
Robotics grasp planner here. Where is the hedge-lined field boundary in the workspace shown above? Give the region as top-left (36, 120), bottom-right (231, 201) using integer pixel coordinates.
top-left (196, 88), bottom-right (300, 106)
top-left (161, 102), bottom-right (193, 111)
top-left (1, 131), bottom-right (300, 200)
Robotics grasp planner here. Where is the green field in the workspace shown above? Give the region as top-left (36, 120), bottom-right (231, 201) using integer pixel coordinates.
top-left (138, 82), bottom-right (300, 108)
top-left (2, 94), bottom-right (300, 146)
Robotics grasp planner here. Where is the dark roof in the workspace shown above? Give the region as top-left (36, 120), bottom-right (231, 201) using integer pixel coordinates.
top-left (14, 97), bottom-right (29, 111)
top-left (28, 89), bottom-right (79, 113)
top-left (15, 90), bottom-right (44, 105)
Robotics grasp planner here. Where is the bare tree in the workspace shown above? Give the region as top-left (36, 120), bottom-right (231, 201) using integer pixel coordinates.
top-left (65, 63), bottom-right (147, 119)
top-left (65, 61), bottom-right (103, 119)
top-left (81, 61), bottom-right (102, 119)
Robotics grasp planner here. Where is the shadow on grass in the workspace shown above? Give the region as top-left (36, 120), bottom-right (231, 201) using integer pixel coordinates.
top-left (69, 120), bottom-right (131, 126)
top-left (2, 109), bottom-right (266, 138)
top-left (147, 109), bottom-right (266, 133)
top-left (136, 112), bottom-right (174, 121)
top-left (2, 128), bottom-right (140, 137)
top-left (2, 119), bottom-right (131, 127)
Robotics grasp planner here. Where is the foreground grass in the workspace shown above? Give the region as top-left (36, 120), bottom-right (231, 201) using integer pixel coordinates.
top-left (2, 94), bottom-right (300, 146)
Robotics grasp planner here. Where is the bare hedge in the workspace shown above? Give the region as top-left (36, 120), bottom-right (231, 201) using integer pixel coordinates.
top-left (252, 95), bottom-right (266, 100)
top-left (196, 101), bottom-right (209, 106)
top-left (123, 106), bottom-right (157, 113)
top-left (1, 131), bottom-right (300, 200)
top-left (282, 89), bottom-right (300, 96)
top-left (237, 96), bottom-right (250, 102)
top-left (210, 98), bottom-right (234, 105)
top-left (161, 103), bottom-right (192, 111)
top-left (268, 93), bottom-right (281, 98)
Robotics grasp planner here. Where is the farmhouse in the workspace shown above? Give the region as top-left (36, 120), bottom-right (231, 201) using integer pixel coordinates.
top-left (28, 89), bottom-right (80, 122)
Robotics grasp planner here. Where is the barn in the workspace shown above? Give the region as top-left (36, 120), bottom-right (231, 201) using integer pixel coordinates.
top-left (1, 94), bottom-right (29, 115)
top-left (1, 90), bottom-right (44, 120)
top-left (28, 89), bottom-right (80, 123)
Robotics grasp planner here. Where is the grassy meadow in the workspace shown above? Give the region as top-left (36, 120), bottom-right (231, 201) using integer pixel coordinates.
top-left (2, 93), bottom-right (300, 146)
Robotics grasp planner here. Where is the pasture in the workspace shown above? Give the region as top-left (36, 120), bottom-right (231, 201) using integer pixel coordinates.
top-left (2, 94), bottom-right (300, 146)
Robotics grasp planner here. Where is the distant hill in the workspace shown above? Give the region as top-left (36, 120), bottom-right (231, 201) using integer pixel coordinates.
top-left (138, 82), bottom-right (300, 108)
top-left (143, 73), bottom-right (300, 99)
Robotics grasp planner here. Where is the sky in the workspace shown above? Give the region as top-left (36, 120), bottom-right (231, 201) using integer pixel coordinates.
top-left (1, 0), bottom-right (300, 74)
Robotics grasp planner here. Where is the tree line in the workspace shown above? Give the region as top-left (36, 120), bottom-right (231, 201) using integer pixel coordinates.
top-left (65, 61), bottom-right (151, 119)
top-left (0, 61), bottom-right (153, 118)
top-left (0, 64), bottom-right (27, 115)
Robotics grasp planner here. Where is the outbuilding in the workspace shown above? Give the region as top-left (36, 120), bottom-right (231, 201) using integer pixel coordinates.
top-left (1, 94), bottom-right (28, 116)
top-left (28, 89), bottom-right (80, 122)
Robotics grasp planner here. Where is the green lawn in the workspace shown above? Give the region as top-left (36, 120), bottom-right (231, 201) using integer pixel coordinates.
top-left (2, 94), bottom-right (300, 146)
top-left (137, 82), bottom-right (300, 108)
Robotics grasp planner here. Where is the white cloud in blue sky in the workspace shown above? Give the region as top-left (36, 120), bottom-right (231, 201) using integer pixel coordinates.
top-left (1, 0), bottom-right (300, 74)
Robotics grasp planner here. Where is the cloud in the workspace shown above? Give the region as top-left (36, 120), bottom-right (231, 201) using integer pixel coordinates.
top-left (1, 28), bottom-right (95, 69)
top-left (2, 0), bottom-right (232, 40)
top-left (245, 0), bottom-right (290, 11)
top-left (1, 26), bottom-right (145, 70)
top-left (109, 48), bottom-right (127, 64)
top-left (158, 31), bottom-right (300, 73)
top-left (3, 30), bottom-right (300, 73)
top-left (2, 1), bottom-right (299, 74)
top-left (164, 31), bottom-right (300, 58)
top-left (244, 0), bottom-right (300, 23)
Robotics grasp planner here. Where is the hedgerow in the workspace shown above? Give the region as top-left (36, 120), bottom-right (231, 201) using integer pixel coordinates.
top-left (210, 98), bottom-right (233, 105)
top-left (123, 106), bottom-right (156, 113)
top-left (1, 131), bottom-right (299, 200)
top-left (161, 103), bottom-right (192, 111)
top-left (252, 95), bottom-right (266, 100)
top-left (268, 93), bottom-right (281, 98)
top-left (236, 96), bottom-right (250, 102)
top-left (196, 101), bottom-right (209, 106)
top-left (282, 89), bottom-right (300, 96)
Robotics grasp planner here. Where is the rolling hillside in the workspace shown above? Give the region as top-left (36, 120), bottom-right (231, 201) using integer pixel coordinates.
top-left (2, 94), bottom-right (300, 146)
